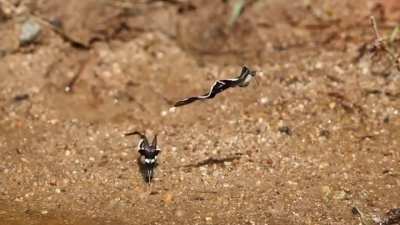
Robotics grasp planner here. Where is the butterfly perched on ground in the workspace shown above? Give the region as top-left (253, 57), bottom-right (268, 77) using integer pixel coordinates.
top-left (124, 131), bottom-right (160, 183)
top-left (174, 66), bottom-right (257, 107)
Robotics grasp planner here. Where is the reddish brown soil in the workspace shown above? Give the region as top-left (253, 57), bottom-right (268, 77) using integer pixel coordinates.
top-left (0, 1), bottom-right (399, 225)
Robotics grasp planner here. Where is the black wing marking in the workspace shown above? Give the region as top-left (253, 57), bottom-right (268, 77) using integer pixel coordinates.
top-left (237, 66), bottom-right (256, 86)
top-left (174, 96), bottom-right (200, 107)
top-left (239, 66), bottom-right (250, 78)
top-left (217, 78), bottom-right (240, 89)
top-left (236, 66), bottom-right (253, 82)
top-left (139, 147), bottom-right (160, 159)
top-left (138, 149), bottom-right (146, 156)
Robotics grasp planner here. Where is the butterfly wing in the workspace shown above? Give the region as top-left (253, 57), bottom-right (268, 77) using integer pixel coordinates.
top-left (174, 77), bottom-right (241, 107)
top-left (174, 96), bottom-right (202, 107)
top-left (203, 80), bottom-right (237, 98)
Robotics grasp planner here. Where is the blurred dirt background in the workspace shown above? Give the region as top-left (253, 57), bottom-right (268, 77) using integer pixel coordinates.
top-left (0, 0), bottom-right (400, 225)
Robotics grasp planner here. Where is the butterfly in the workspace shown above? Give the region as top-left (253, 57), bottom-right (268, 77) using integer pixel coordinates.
top-left (125, 131), bottom-right (160, 183)
top-left (174, 66), bottom-right (256, 107)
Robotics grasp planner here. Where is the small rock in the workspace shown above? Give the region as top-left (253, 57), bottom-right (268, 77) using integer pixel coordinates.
top-left (223, 161), bottom-right (232, 166)
top-left (319, 129), bottom-right (330, 138)
top-left (315, 62), bottom-right (323, 69)
top-left (247, 220), bottom-right (256, 225)
top-left (259, 97), bottom-right (269, 104)
top-left (41, 210), bottom-right (48, 215)
top-left (278, 126), bottom-right (292, 136)
top-left (163, 192), bottom-right (173, 204)
top-left (319, 162), bottom-right (329, 169)
top-left (13, 94), bottom-right (29, 102)
top-left (175, 209), bottom-right (184, 217)
top-left (20, 19), bottom-right (41, 46)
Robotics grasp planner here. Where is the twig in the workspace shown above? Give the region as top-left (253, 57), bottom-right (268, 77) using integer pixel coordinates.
top-left (371, 16), bottom-right (382, 41)
top-left (355, 16), bottom-right (400, 71)
top-left (370, 16), bottom-right (400, 69)
top-left (65, 56), bottom-right (96, 93)
top-left (33, 15), bottom-right (89, 49)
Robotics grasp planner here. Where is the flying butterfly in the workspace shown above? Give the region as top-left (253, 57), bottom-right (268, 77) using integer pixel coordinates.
top-left (125, 131), bottom-right (160, 183)
top-left (174, 66), bottom-right (257, 107)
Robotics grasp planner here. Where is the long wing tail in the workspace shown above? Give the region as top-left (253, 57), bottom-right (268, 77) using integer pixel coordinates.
top-left (174, 96), bottom-right (201, 107)
top-left (124, 131), bottom-right (149, 148)
top-left (124, 131), bottom-right (145, 138)
top-left (174, 80), bottom-right (232, 107)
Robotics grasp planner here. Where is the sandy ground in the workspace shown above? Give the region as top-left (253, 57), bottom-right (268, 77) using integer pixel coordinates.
top-left (0, 0), bottom-right (400, 225)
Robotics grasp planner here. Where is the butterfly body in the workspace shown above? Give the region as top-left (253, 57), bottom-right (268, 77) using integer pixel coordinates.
top-left (125, 131), bottom-right (160, 183)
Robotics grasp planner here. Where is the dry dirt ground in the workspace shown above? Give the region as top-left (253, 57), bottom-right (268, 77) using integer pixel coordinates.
top-left (0, 1), bottom-right (400, 225)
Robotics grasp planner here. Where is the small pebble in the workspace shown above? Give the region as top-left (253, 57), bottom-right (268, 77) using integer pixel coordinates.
top-left (315, 62), bottom-right (323, 69)
top-left (259, 97), bottom-right (269, 104)
top-left (163, 192), bottom-right (173, 204)
top-left (20, 19), bottom-right (41, 45)
top-left (278, 126), bottom-right (292, 136)
top-left (168, 107), bottom-right (176, 113)
top-left (175, 209), bottom-right (184, 217)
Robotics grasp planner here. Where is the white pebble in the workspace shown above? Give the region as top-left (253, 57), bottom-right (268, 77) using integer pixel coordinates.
top-left (168, 107), bottom-right (176, 113)
top-left (259, 97), bottom-right (269, 104)
top-left (315, 62), bottom-right (323, 69)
